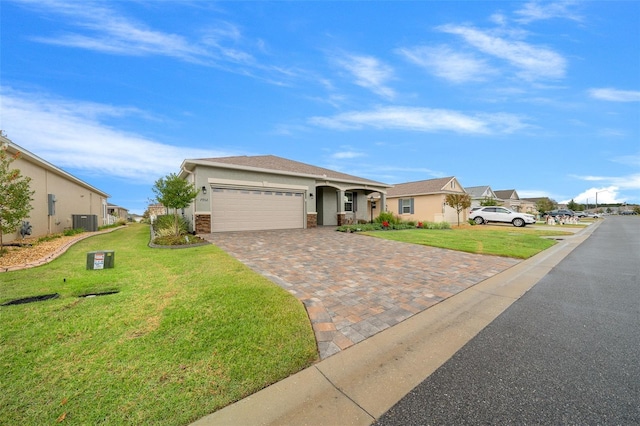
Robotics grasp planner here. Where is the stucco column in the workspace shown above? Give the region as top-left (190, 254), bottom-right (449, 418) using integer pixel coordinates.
top-left (336, 190), bottom-right (346, 226)
top-left (380, 193), bottom-right (387, 212)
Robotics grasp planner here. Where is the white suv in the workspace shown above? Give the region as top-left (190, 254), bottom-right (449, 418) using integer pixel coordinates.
top-left (469, 206), bottom-right (536, 227)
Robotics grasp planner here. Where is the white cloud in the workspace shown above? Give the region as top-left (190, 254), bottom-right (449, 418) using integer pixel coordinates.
top-left (14, 0), bottom-right (293, 81)
top-left (0, 88), bottom-right (230, 183)
top-left (514, 1), bottom-right (583, 24)
top-left (612, 153), bottom-right (640, 167)
top-left (309, 106), bottom-right (527, 134)
top-left (397, 45), bottom-right (495, 83)
top-left (561, 186), bottom-right (621, 205)
top-left (437, 24), bottom-right (567, 81)
top-left (334, 53), bottom-right (396, 99)
top-left (564, 173), bottom-right (640, 204)
top-left (588, 88), bottom-right (640, 102)
top-left (331, 151), bottom-right (365, 159)
top-left (23, 0), bottom-right (208, 62)
top-left (573, 174), bottom-right (640, 191)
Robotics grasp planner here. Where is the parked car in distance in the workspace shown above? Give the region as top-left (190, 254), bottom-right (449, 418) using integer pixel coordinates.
top-left (574, 211), bottom-right (587, 218)
top-left (469, 206), bottom-right (536, 227)
top-left (545, 209), bottom-right (575, 217)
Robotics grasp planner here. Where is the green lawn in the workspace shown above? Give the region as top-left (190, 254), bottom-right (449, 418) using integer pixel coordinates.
top-left (364, 225), bottom-right (575, 258)
top-left (0, 224), bottom-right (317, 425)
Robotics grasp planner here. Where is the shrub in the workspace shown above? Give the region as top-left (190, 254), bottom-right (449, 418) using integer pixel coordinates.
top-left (153, 234), bottom-right (205, 246)
top-left (63, 228), bottom-right (85, 236)
top-left (151, 215), bottom-right (200, 245)
top-left (428, 221), bottom-right (451, 230)
top-left (153, 214), bottom-right (188, 235)
top-left (375, 211), bottom-right (400, 224)
top-left (337, 223), bottom-right (383, 232)
top-left (37, 234), bottom-right (62, 243)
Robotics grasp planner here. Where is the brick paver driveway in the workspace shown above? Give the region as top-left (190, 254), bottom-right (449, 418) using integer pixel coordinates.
top-left (202, 227), bottom-right (520, 359)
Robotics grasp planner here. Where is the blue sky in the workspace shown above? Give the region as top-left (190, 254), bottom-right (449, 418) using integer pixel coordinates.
top-left (1, 0), bottom-right (639, 215)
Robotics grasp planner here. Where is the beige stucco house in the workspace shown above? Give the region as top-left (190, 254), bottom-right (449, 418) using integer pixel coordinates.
top-left (2, 135), bottom-right (110, 243)
top-left (494, 189), bottom-right (536, 213)
top-left (179, 155), bottom-right (392, 233)
top-left (386, 176), bottom-right (468, 224)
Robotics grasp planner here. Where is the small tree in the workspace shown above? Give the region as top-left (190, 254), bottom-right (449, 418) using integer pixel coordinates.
top-left (480, 196), bottom-right (499, 206)
top-left (151, 173), bottom-right (199, 237)
top-left (567, 199), bottom-right (579, 211)
top-left (0, 143), bottom-right (35, 249)
top-left (445, 193), bottom-right (471, 226)
top-left (536, 198), bottom-right (556, 215)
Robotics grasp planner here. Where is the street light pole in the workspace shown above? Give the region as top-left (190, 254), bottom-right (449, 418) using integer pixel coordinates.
top-left (595, 190), bottom-right (608, 212)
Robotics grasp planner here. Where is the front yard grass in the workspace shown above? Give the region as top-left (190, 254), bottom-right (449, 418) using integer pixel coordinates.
top-left (0, 224), bottom-right (317, 425)
top-left (364, 224), bottom-right (575, 259)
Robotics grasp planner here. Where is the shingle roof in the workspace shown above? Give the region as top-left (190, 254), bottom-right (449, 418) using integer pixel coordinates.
top-left (465, 185), bottom-right (492, 198)
top-left (196, 155), bottom-right (390, 186)
top-left (386, 177), bottom-right (457, 197)
top-left (494, 189), bottom-right (519, 200)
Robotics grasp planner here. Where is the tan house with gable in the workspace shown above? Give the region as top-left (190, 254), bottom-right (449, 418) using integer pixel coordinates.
top-left (386, 176), bottom-right (468, 224)
top-left (494, 189), bottom-right (536, 213)
top-left (179, 155), bottom-right (392, 233)
top-left (2, 135), bottom-right (110, 244)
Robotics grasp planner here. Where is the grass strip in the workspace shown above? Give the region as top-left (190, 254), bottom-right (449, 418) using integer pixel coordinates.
top-left (364, 225), bottom-right (575, 258)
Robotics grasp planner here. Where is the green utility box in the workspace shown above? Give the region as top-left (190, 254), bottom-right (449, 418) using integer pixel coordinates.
top-left (86, 251), bottom-right (115, 270)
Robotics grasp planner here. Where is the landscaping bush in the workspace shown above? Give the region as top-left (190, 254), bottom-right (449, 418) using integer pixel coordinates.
top-left (423, 221), bottom-right (451, 230)
top-left (153, 234), bottom-right (205, 246)
top-left (152, 214), bottom-right (198, 245)
top-left (374, 211), bottom-right (400, 225)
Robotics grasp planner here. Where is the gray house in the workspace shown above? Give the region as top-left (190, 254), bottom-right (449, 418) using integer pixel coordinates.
top-left (465, 185), bottom-right (499, 208)
top-left (179, 155), bottom-right (391, 233)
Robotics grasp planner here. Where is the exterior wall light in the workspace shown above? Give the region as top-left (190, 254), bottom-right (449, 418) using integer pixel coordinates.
top-left (201, 186), bottom-right (207, 194)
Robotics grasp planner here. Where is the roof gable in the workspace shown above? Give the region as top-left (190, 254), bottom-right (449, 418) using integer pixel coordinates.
top-left (187, 155), bottom-right (391, 187)
top-left (465, 185), bottom-right (496, 198)
top-left (386, 177), bottom-right (460, 197)
top-left (494, 189), bottom-right (519, 200)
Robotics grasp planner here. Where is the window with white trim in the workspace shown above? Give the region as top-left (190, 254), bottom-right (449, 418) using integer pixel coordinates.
top-left (398, 198), bottom-right (414, 214)
top-left (344, 192), bottom-right (354, 212)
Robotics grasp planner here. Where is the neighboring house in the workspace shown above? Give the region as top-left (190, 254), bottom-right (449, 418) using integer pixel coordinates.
top-left (494, 189), bottom-right (536, 213)
top-left (385, 176), bottom-right (467, 224)
top-left (2, 135), bottom-right (110, 243)
top-left (147, 203), bottom-right (167, 222)
top-left (178, 155), bottom-right (392, 233)
top-left (522, 197), bottom-right (553, 213)
top-left (106, 203), bottom-right (129, 224)
top-left (465, 185), bottom-right (499, 208)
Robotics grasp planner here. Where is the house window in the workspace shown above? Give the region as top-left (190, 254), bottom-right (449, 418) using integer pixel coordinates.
top-left (344, 192), bottom-right (354, 212)
top-left (398, 198), bottom-right (414, 214)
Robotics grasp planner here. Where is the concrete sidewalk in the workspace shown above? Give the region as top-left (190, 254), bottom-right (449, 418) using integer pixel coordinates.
top-left (192, 223), bottom-right (599, 426)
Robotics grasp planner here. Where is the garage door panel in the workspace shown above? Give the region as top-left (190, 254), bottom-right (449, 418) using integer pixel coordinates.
top-left (211, 188), bottom-right (304, 232)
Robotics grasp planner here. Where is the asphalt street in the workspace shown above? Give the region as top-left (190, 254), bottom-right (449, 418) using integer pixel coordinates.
top-left (375, 216), bottom-right (640, 425)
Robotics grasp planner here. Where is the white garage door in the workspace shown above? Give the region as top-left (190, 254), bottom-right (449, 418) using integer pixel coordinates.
top-left (211, 188), bottom-right (305, 232)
